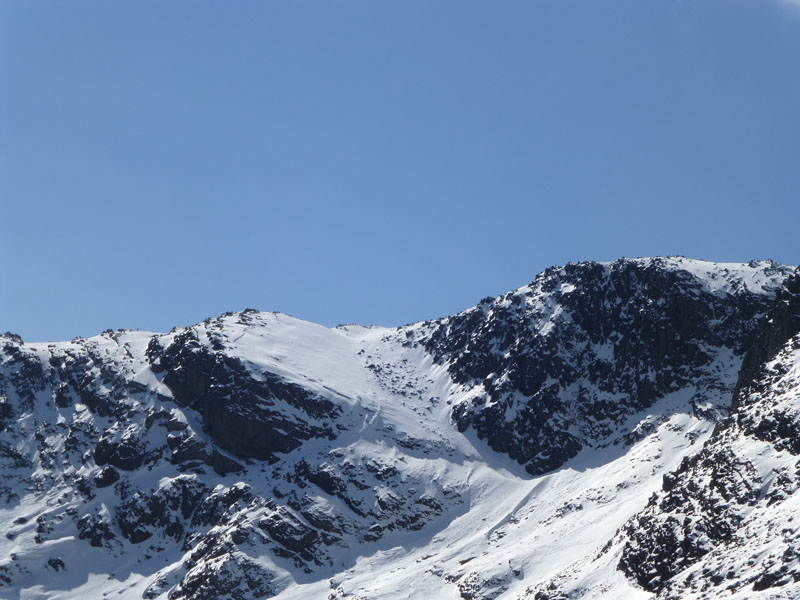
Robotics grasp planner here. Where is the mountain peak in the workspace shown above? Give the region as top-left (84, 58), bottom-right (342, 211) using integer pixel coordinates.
top-left (1, 256), bottom-right (799, 599)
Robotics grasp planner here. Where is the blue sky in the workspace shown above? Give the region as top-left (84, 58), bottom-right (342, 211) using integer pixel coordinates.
top-left (2, 1), bottom-right (799, 342)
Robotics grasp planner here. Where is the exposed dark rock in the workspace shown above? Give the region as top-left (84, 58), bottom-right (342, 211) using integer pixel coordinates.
top-left (732, 269), bottom-right (800, 411)
top-left (94, 466), bottom-right (120, 488)
top-left (613, 272), bottom-right (800, 595)
top-left (168, 552), bottom-right (278, 600)
top-left (192, 482), bottom-right (254, 529)
top-left (456, 571), bottom-right (509, 600)
top-left (422, 258), bottom-right (785, 474)
top-left (116, 475), bottom-right (208, 544)
top-left (212, 449), bottom-right (244, 476)
top-left (94, 429), bottom-right (146, 471)
top-left (53, 383), bottom-right (72, 408)
top-left (77, 513), bottom-right (117, 548)
top-left (1, 332), bottom-right (24, 345)
top-left (45, 557), bottom-right (65, 572)
top-left (0, 398), bottom-right (13, 430)
top-left (148, 332), bottom-right (342, 462)
top-left (258, 507), bottom-right (318, 553)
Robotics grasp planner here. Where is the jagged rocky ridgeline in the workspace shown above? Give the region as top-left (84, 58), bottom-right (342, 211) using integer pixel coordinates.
top-left (1, 257), bottom-right (799, 600)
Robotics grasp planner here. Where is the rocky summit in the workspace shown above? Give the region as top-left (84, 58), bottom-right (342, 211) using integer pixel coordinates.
top-left (1, 257), bottom-right (799, 600)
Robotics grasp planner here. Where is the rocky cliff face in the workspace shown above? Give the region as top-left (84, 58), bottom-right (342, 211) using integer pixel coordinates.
top-left (420, 258), bottom-right (788, 474)
top-left (147, 321), bottom-right (343, 464)
top-left (1, 258), bottom-right (799, 600)
top-left (525, 268), bottom-right (800, 600)
top-left (614, 270), bottom-right (800, 598)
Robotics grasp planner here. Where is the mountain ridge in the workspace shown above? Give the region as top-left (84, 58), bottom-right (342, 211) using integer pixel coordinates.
top-left (1, 257), bottom-right (799, 600)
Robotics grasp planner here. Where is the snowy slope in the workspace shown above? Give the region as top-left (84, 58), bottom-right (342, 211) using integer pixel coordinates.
top-left (0, 258), bottom-right (798, 600)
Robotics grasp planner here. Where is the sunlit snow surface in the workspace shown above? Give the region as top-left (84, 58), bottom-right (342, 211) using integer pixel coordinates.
top-left (0, 258), bottom-right (797, 600)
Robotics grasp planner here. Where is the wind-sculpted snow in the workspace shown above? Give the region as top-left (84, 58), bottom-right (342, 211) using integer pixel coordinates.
top-left (1, 258), bottom-right (799, 600)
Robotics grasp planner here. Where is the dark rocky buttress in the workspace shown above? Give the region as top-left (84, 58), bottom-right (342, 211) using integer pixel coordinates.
top-left (615, 269), bottom-right (800, 596)
top-left (146, 327), bottom-right (342, 463)
top-left (420, 258), bottom-right (790, 474)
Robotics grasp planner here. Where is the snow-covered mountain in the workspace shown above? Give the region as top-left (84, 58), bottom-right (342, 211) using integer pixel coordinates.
top-left (1, 257), bottom-right (799, 600)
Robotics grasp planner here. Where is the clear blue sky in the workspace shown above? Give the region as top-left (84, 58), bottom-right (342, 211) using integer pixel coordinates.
top-left (2, 1), bottom-right (800, 342)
